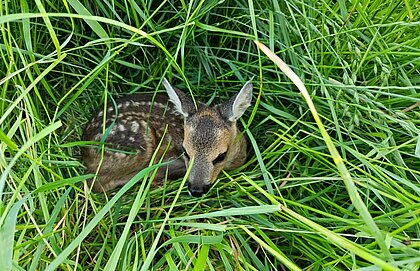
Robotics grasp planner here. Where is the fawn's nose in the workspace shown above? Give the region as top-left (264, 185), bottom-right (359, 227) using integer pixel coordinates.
top-left (188, 183), bottom-right (211, 197)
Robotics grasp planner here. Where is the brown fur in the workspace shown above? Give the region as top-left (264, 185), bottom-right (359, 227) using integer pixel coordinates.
top-left (82, 80), bottom-right (252, 196)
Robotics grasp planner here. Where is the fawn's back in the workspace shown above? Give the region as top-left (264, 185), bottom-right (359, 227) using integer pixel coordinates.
top-left (82, 79), bottom-right (253, 196)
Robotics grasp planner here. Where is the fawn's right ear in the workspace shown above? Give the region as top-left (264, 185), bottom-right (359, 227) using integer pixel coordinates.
top-left (163, 78), bottom-right (196, 117)
top-left (218, 80), bottom-right (253, 122)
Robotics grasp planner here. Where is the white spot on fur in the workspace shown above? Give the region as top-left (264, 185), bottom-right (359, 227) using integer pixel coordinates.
top-left (118, 124), bottom-right (126, 131)
top-left (138, 101), bottom-right (150, 107)
top-left (131, 122), bottom-right (140, 133)
top-left (131, 101), bottom-right (143, 107)
top-left (129, 136), bottom-right (135, 142)
top-left (114, 152), bottom-right (127, 158)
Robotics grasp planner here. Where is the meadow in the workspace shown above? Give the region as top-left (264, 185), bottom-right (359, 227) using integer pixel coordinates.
top-left (0, 0), bottom-right (419, 270)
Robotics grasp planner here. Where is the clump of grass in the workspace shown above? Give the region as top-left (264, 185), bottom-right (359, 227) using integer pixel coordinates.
top-left (1, 0), bottom-right (419, 270)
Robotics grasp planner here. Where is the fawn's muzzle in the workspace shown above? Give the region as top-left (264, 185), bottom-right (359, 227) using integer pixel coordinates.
top-left (188, 182), bottom-right (212, 197)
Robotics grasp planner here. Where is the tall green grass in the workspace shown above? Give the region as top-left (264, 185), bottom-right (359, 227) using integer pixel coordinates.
top-left (1, 0), bottom-right (419, 270)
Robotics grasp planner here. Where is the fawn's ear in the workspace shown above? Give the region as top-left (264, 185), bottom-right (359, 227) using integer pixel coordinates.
top-left (218, 80), bottom-right (253, 122)
top-left (163, 78), bottom-right (196, 117)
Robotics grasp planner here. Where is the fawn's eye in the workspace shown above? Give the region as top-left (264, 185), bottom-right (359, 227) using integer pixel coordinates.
top-left (212, 151), bottom-right (227, 165)
top-left (182, 146), bottom-right (190, 160)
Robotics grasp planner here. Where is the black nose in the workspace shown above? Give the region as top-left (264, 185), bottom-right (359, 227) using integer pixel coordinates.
top-left (188, 183), bottom-right (211, 197)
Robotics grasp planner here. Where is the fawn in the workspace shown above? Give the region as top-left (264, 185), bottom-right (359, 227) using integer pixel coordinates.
top-left (82, 78), bottom-right (253, 196)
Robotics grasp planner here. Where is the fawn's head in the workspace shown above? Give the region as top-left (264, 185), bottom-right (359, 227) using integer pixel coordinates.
top-left (163, 78), bottom-right (253, 196)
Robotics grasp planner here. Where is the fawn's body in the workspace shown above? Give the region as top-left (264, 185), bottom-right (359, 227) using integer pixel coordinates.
top-left (82, 79), bottom-right (252, 196)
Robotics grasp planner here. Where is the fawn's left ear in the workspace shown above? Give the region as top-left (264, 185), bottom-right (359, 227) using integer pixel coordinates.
top-left (218, 80), bottom-right (253, 122)
top-left (163, 78), bottom-right (196, 118)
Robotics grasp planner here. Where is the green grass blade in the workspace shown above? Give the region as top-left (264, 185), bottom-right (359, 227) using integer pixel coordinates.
top-left (280, 205), bottom-right (400, 271)
top-left (192, 244), bottom-right (210, 271)
top-left (0, 121), bottom-right (62, 206)
top-left (44, 165), bottom-right (158, 271)
top-left (255, 40), bottom-right (393, 261)
top-left (67, 0), bottom-right (110, 44)
top-left (240, 226), bottom-right (302, 271)
top-left (34, 0), bottom-right (61, 56)
top-left (0, 196), bottom-right (29, 271)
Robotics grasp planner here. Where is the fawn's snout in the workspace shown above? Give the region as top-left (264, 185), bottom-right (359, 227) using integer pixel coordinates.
top-left (188, 183), bottom-right (212, 197)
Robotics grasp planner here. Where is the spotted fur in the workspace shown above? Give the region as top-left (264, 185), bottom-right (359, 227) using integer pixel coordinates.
top-left (82, 80), bottom-right (253, 196)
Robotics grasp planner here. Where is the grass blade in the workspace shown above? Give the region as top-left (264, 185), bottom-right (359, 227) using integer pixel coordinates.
top-left (255, 40), bottom-right (393, 260)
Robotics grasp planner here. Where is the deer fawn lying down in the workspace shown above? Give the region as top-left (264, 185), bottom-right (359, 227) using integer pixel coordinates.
top-left (82, 79), bottom-right (253, 196)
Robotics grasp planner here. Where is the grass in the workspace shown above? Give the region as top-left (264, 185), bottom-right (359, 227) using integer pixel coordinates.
top-left (0, 0), bottom-right (419, 270)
